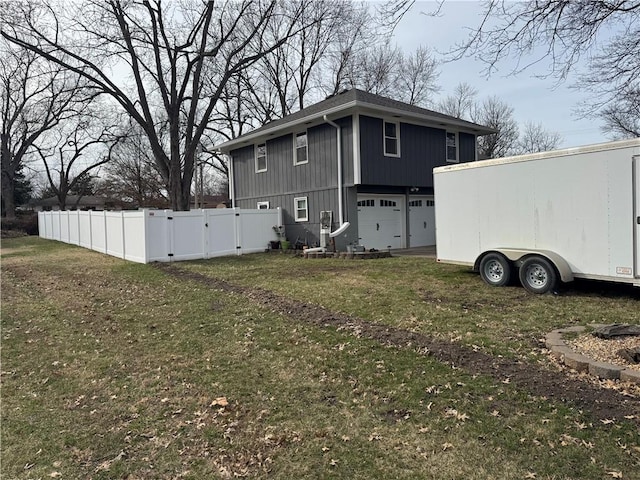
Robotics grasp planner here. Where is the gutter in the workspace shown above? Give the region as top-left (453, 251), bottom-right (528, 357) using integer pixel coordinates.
top-left (323, 115), bottom-right (350, 237)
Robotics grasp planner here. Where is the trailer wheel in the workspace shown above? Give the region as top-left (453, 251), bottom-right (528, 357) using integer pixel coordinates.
top-left (479, 253), bottom-right (512, 287)
top-left (519, 256), bottom-right (558, 294)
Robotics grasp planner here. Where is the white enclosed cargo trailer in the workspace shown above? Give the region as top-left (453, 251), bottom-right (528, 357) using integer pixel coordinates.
top-left (433, 139), bottom-right (640, 293)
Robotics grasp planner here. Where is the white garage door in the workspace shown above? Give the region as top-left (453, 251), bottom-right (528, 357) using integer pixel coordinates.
top-left (408, 196), bottom-right (436, 247)
top-left (357, 195), bottom-right (404, 249)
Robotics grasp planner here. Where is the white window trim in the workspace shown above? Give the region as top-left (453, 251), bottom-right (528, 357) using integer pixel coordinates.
top-left (446, 131), bottom-right (459, 163)
top-left (294, 196), bottom-right (308, 222)
top-left (293, 131), bottom-right (309, 166)
top-left (255, 143), bottom-right (267, 173)
top-left (383, 120), bottom-right (401, 158)
top-left (257, 201), bottom-right (270, 209)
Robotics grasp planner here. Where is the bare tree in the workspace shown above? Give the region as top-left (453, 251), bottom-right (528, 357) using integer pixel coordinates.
top-left (449, 0), bottom-right (640, 139)
top-left (397, 46), bottom-right (440, 106)
top-left (2, 0), bottom-right (314, 211)
top-left (35, 107), bottom-right (123, 210)
top-left (99, 122), bottom-right (168, 208)
top-left (1, 31), bottom-right (87, 219)
top-left (205, 1), bottom-right (439, 184)
top-left (437, 83), bottom-right (561, 157)
top-left (437, 82), bottom-right (478, 120)
top-left (336, 42), bottom-right (441, 106)
top-left (323, 2), bottom-right (375, 96)
top-left (600, 90), bottom-right (640, 139)
top-left (206, 0), bottom-right (385, 182)
top-left (515, 121), bottom-right (562, 155)
top-left (473, 96), bottom-right (519, 159)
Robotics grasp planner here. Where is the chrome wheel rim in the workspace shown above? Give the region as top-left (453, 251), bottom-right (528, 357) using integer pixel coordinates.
top-left (484, 260), bottom-right (504, 282)
top-left (525, 264), bottom-right (547, 288)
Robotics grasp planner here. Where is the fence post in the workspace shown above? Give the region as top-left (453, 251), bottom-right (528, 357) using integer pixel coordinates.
top-left (66, 210), bottom-right (70, 243)
top-left (57, 211), bottom-right (62, 241)
top-left (120, 211), bottom-right (126, 260)
top-left (103, 210), bottom-right (108, 254)
top-left (88, 211), bottom-right (93, 250)
top-left (202, 209), bottom-right (208, 260)
top-left (234, 208), bottom-right (242, 256)
top-left (141, 209), bottom-right (147, 263)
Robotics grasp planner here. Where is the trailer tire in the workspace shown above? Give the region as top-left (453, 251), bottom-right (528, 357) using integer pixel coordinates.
top-left (479, 253), bottom-right (512, 287)
top-left (519, 256), bottom-right (558, 294)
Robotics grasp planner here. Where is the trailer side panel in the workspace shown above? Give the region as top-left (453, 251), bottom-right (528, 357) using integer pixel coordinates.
top-left (434, 140), bottom-right (640, 284)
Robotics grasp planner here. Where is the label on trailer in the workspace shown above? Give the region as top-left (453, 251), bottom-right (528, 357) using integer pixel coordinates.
top-left (616, 267), bottom-right (632, 275)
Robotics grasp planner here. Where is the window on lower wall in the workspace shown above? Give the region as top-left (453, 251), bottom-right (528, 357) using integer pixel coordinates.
top-left (446, 132), bottom-right (458, 163)
top-left (257, 201), bottom-right (270, 209)
top-left (255, 143), bottom-right (267, 172)
top-left (384, 121), bottom-right (400, 157)
top-left (294, 197), bottom-right (308, 222)
top-left (293, 132), bottom-right (308, 165)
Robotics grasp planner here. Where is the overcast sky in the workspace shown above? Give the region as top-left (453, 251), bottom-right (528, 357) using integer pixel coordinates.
top-left (392, 1), bottom-right (609, 148)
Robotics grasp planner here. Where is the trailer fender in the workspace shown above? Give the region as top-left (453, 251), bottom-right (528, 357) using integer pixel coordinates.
top-left (475, 249), bottom-right (574, 283)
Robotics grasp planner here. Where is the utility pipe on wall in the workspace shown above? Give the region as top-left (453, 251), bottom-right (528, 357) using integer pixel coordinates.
top-left (323, 115), bottom-right (350, 237)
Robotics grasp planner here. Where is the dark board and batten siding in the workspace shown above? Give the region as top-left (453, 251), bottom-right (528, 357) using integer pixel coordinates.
top-left (232, 117), bottom-right (353, 201)
top-left (459, 132), bottom-right (476, 162)
top-left (231, 116), bottom-right (356, 249)
top-left (359, 115), bottom-right (476, 188)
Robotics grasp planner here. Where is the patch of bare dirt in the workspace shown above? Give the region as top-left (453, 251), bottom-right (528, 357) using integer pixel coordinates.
top-left (156, 264), bottom-right (640, 424)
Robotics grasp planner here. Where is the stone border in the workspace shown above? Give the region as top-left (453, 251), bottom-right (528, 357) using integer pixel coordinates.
top-left (545, 325), bottom-right (640, 384)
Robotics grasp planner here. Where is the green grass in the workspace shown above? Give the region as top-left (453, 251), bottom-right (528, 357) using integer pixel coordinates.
top-left (182, 254), bottom-right (639, 358)
top-left (2, 238), bottom-right (639, 479)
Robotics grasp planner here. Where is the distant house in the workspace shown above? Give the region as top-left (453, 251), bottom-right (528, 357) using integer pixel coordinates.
top-left (189, 194), bottom-right (229, 209)
top-left (26, 195), bottom-right (117, 212)
top-left (214, 88), bottom-right (495, 250)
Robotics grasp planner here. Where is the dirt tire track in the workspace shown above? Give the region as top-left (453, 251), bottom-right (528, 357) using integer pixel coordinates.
top-left (157, 264), bottom-right (639, 423)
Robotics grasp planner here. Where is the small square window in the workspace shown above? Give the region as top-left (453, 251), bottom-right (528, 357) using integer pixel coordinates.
top-left (256, 143), bottom-right (267, 172)
top-left (384, 121), bottom-right (400, 157)
top-left (446, 132), bottom-right (458, 163)
top-left (293, 132), bottom-right (308, 165)
top-left (257, 201), bottom-right (270, 210)
top-left (294, 197), bottom-right (308, 222)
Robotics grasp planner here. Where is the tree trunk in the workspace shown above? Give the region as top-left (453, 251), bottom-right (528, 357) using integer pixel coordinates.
top-left (1, 171), bottom-right (16, 219)
top-left (1, 131), bottom-right (16, 219)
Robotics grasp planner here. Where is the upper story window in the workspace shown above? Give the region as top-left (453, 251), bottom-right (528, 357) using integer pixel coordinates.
top-left (384, 121), bottom-right (400, 157)
top-left (255, 143), bottom-right (267, 172)
top-left (293, 132), bottom-right (308, 165)
top-left (446, 132), bottom-right (458, 163)
top-left (294, 196), bottom-right (308, 222)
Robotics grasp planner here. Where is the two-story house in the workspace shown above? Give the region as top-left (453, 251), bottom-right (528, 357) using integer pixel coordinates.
top-left (214, 89), bottom-right (494, 251)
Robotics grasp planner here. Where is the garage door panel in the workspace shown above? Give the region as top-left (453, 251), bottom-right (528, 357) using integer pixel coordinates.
top-left (357, 195), bottom-right (404, 249)
top-left (409, 197), bottom-right (435, 247)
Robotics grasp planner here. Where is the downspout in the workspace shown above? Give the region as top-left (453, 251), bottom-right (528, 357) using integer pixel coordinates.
top-left (323, 115), bottom-right (350, 237)
top-left (226, 153), bottom-right (235, 208)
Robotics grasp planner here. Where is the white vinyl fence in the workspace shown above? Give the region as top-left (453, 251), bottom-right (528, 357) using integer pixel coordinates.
top-left (38, 208), bottom-right (281, 264)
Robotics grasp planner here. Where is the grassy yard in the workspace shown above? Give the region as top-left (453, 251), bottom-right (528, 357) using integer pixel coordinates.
top-left (1, 237), bottom-right (639, 479)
